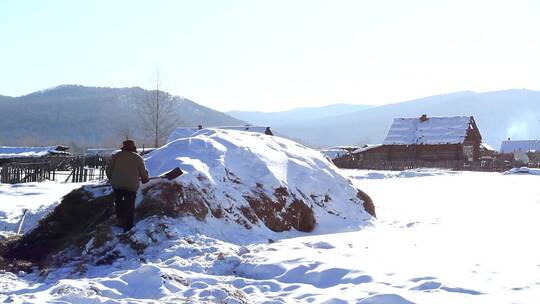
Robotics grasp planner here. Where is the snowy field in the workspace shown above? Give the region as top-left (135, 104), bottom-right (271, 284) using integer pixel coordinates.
top-left (0, 182), bottom-right (84, 237)
top-left (1, 169), bottom-right (540, 303)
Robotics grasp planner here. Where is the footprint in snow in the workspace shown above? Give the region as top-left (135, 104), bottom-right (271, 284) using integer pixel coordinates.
top-left (358, 294), bottom-right (415, 304)
top-left (303, 241), bottom-right (335, 249)
top-left (409, 276), bottom-right (437, 283)
top-left (410, 280), bottom-right (442, 291)
top-left (278, 265), bottom-right (372, 288)
top-left (405, 222), bottom-right (419, 228)
top-left (440, 286), bottom-right (483, 295)
top-left (409, 280), bottom-right (484, 295)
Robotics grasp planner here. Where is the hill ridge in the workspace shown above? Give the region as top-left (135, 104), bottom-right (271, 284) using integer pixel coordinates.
top-left (272, 89), bottom-right (540, 149)
top-left (0, 85), bottom-right (244, 149)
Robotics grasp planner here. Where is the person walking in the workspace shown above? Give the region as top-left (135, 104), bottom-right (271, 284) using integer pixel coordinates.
top-left (106, 140), bottom-right (149, 232)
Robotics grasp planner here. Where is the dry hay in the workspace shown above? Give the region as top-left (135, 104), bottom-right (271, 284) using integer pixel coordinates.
top-left (1, 188), bottom-right (115, 271)
top-left (357, 189), bottom-right (376, 218)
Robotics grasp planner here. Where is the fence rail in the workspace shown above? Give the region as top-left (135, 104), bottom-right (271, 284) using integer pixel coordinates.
top-left (333, 156), bottom-right (516, 172)
top-left (64, 165), bottom-right (106, 183)
top-left (0, 156), bottom-right (108, 184)
top-left (0, 163), bottom-right (55, 184)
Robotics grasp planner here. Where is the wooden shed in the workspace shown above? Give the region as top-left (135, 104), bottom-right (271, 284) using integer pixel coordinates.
top-left (355, 115), bottom-right (483, 162)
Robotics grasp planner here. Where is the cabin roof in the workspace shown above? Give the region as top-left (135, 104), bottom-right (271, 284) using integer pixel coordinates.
top-left (383, 116), bottom-right (479, 145)
top-left (500, 140), bottom-right (540, 153)
top-left (352, 144), bottom-right (383, 154)
top-left (0, 146), bottom-right (70, 159)
top-left (480, 142), bottom-right (497, 152)
top-left (318, 147), bottom-right (351, 159)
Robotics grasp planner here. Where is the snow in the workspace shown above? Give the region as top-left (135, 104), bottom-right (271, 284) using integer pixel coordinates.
top-left (2, 133), bottom-right (540, 302)
top-left (167, 127), bottom-right (201, 143)
top-left (145, 128), bottom-right (371, 233)
top-left (503, 167), bottom-right (540, 175)
top-left (345, 168), bottom-right (460, 180)
top-left (500, 140), bottom-right (540, 153)
top-left (317, 148), bottom-right (348, 160)
top-left (480, 142), bottom-right (496, 152)
top-left (0, 182), bottom-right (84, 236)
top-left (167, 126), bottom-right (271, 143)
top-left (217, 126), bottom-right (270, 134)
top-left (383, 116), bottom-right (473, 145)
top-left (352, 144), bottom-right (383, 154)
top-left (0, 146), bottom-right (68, 159)
top-left (319, 146), bottom-right (365, 160)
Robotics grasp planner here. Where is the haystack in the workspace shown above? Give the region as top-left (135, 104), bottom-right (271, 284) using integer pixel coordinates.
top-left (1, 129), bottom-right (374, 271)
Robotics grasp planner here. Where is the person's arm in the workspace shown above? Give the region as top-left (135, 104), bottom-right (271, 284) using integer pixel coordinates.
top-left (139, 158), bottom-right (149, 184)
top-left (106, 154), bottom-right (116, 180)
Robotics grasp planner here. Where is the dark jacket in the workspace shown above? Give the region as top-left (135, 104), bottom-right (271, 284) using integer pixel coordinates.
top-left (106, 151), bottom-right (149, 192)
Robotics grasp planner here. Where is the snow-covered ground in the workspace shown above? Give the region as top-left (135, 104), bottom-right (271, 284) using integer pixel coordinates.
top-left (1, 169), bottom-right (540, 303)
top-left (0, 182), bottom-right (83, 237)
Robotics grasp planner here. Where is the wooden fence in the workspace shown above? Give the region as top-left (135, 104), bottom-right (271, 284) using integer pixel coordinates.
top-left (0, 156), bottom-right (109, 184)
top-left (333, 156), bottom-right (514, 172)
top-left (64, 165), bottom-right (106, 183)
top-left (0, 163), bottom-right (56, 184)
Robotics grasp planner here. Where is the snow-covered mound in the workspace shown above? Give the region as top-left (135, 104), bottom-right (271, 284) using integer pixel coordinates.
top-left (2, 129), bottom-right (373, 274)
top-left (143, 128), bottom-right (375, 233)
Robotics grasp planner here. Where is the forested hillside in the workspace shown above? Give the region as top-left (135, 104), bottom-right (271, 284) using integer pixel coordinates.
top-left (0, 85), bottom-right (244, 149)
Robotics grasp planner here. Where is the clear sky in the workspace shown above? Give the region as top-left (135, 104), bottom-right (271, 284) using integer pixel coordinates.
top-left (1, 0), bottom-right (539, 111)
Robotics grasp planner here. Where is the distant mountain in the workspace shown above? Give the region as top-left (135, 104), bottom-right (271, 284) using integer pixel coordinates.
top-left (227, 104), bottom-right (373, 127)
top-left (0, 85), bottom-right (244, 149)
top-left (273, 90), bottom-right (540, 149)
top-left (0, 95), bottom-right (13, 102)
top-left (3, 87), bottom-right (538, 151)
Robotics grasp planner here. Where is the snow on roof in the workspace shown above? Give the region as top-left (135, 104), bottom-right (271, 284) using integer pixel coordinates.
top-left (167, 126), bottom-right (272, 143)
top-left (318, 148), bottom-right (349, 160)
top-left (0, 146), bottom-right (69, 159)
top-left (352, 144), bottom-right (383, 154)
top-left (500, 140), bottom-right (540, 153)
top-left (383, 116), bottom-right (474, 145)
top-left (480, 142), bottom-right (497, 152)
top-left (327, 146), bottom-right (362, 151)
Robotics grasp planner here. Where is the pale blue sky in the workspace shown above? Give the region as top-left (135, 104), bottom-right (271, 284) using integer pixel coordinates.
top-left (1, 0), bottom-right (539, 111)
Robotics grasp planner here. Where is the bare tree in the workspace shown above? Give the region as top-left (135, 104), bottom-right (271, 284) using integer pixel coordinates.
top-left (117, 123), bottom-right (135, 141)
top-left (138, 71), bottom-right (180, 147)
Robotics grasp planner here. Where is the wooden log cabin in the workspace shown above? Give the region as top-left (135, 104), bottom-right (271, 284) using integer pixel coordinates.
top-left (353, 115), bottom-right (483, 162)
